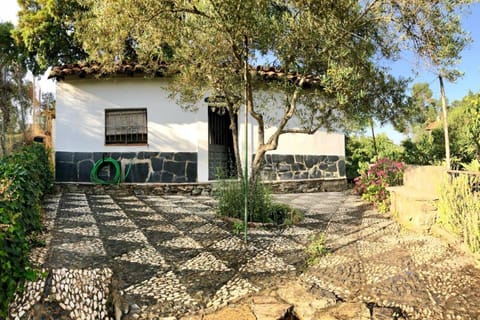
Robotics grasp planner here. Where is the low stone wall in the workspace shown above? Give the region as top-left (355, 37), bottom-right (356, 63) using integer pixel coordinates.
top-left (265, 178), bottom-right (347, 193)
top-left (261, 154), bottom-right (345, 180)
top-left (55, 151), bottom-right (197, 183)
top-left (56, 177), bottom-right (347, 196)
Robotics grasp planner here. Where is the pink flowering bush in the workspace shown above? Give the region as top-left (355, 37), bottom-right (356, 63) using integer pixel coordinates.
top-left (353, 158), bottom-right (405, 213)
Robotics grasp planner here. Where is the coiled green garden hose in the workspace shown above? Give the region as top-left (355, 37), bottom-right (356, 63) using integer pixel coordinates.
top-left (90, 157), bottom-right (133, 184)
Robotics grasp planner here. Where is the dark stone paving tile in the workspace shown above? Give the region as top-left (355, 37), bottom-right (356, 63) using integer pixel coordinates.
top-left (211, 250), bottom-right (254, 270)
top-left (55, 219), bottom-right (95, 229)
top-left (48, 232), bottom-right (98, 246)
top-left (46, 249), bottom-right (109, 269)
top-left (94, 213), bottom-right (130, 224)
top-left (133, 218), bottom-right (167, 229)
top-left (102, 239), bottom-right (145, 258)
top-left (111, 261), bottom-right (161, 289)
top-left (189, 232), bottom-right (230, 248)
top-left (97, 224), bottom-right (137, 238)
top-left (158, 248), bottom-right (205, 267)
top-left (142, 230), bottom-right (182, 245)
top-left (177, 269), bottom-right (235, 303)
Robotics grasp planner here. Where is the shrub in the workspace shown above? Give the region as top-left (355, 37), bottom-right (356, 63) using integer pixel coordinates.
top-left (215, 178), bottom-right (272, 223)
top-left (346, 134), bottom-right (404, 181)
top-left (0, 144), bottom-right (53, 317)
top-left (437, 175), bottom-right (480, 253)
top-left (268, 203), bottom-right (303, 226)
top-left (353, 158), bottom-right (405, 213)
top-left (215, 177), bottom-right (302, 225)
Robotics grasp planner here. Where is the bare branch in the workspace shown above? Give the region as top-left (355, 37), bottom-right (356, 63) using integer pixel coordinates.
top-left (263, 77), bottom-right (306, 152)
top-left (280, 127), bottom-right (320, 135)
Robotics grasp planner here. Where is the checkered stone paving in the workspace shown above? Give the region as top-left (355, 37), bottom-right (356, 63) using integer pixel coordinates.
top-left (11, 192), bottom-right (312, 319)
top-left (9, 191), bottom-right (480, 320)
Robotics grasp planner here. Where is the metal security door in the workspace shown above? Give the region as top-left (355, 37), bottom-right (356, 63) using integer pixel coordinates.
top-left (208, 108), bottom-right (236, 180)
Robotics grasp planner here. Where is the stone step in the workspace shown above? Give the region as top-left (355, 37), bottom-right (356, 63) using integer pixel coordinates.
top-left (388, 186), bottom-right (437, 233)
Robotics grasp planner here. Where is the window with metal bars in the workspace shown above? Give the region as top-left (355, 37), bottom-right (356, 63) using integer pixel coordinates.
top-left (105, 108), bottom-right (148, 145)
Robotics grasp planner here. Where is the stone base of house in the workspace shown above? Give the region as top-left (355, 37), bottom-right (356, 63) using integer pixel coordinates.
top-left (55, 151), bottom-right (346, 184)
top-left (261, 154), bottom-right (345, 180)
top-left (55, 151), bottom-right (197, 183)
top-left (55, 178), bottom-right (347, 196)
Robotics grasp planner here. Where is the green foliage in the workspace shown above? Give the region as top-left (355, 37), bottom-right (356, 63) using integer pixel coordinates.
top-left (402, 89), bottom-right (480, 168)
top-left (215, 178), bottom-right (271, 223)
top-left (345, 134), bottom-right (403, 180)
top-left (449, 92), bottom-right (480, 163)
top-left (354, 158), bottom-right (405, 213)
top-left (215, 178), bottom-right (301, 225)
top-left (401, 129), bottom-right (445, 165)
top-left (437, 175), bottom-right (480, 253)
top-left (268, 203), bottom-right (304, 226)
top-left (305, 233), bottom-right (329, 266)
top-left (232, 221), bottom-right (244, 235)
top-left (1, 22), bottom-right (33, 157)
top-left (0, 144), bottom-right (53, 318)
top-left (14, 0), bottom-right (88, 74)
top-left (462, 159), bottom-right (480, 172)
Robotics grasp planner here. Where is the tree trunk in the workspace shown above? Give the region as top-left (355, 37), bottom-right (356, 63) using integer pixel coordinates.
top-left (18, 87), bottom-right (28, 142)
top-left (0, 67), bottom-right (8, 157)
top-left (370, 117), bottom-right (378, 157)
top-left (0, 114), bottom-right (7, 157)
top-left (439, 75), bottom-right (451, 170)
top-left (227, 104), bottom-right (243, 180)
top-left (250, 149), bottom-right (266, 185)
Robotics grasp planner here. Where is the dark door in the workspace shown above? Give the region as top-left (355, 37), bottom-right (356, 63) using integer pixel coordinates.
top-left (208, 107), bottom-right (237, 180)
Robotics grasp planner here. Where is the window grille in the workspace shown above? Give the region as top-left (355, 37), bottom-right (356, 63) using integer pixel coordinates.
top-left (105, 109), bottom-right (148, 145)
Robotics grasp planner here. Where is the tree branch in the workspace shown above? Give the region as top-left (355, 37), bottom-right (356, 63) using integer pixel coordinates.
top-left (280, 127), bottom-right (320, 135)
top-left (263, 77), bottom-right (306, 152)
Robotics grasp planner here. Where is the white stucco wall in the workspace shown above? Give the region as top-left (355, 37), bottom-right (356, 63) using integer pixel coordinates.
top-left (55, 77), bottom-right (345, 182)
top-left (55, 78), bottom-right (205, 152)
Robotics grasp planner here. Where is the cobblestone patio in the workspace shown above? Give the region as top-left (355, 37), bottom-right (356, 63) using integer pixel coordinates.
top-left (8, 191), bottom-right (480, 320)
top-left (10, 192), bottom-right (335, 319)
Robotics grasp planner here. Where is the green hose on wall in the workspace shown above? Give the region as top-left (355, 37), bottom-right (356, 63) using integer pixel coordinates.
top-left (90, 157), bottom-right (133, 184)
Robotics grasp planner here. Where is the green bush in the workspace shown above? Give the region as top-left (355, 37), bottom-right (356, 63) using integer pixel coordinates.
top-left (353, 158), bottom-right (405, 213)
top-left (345, 134), bottom-right (404, 180)
top-left (215, 178), bottom-right (301, 225)
top-left (0, 144), bottom-right (53, 317)
top-left (437, 175), bottom-right (480, 253)
top-left (215, 178), bottom-right (271, 223)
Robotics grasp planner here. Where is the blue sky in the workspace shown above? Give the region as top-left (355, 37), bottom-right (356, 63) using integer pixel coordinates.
top-left (1, 1), bottom-right (479, 143)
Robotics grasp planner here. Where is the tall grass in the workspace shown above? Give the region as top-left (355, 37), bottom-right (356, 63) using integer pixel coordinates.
top-left (438, 175), bottom-right (480, 253)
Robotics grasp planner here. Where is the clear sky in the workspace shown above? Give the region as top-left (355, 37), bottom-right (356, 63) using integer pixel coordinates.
top-left (1, 0), bottom-right (479, 143)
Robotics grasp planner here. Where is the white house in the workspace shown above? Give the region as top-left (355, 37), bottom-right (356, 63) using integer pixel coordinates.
top-left (50, 63), bottom-right (346, 185)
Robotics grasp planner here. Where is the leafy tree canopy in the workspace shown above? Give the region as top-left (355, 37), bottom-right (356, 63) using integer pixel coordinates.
top-left (0, 22), bottom-right (32, 155)
top-left (14, 0), bottom-right (88, 74)
top-left (14, 0), bottom-right (472, 179)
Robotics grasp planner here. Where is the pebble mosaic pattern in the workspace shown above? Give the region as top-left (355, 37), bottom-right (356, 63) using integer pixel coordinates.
top-left (9, 191), bottom-right (480, 319)
top-left (10, 192), bottom-right (310, 319)
top-left (298, 193), bottom-right (480, 320)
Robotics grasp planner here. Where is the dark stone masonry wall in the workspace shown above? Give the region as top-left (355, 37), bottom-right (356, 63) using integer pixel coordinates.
top-left (56, 178), bottom-right (347, 195)
top-left (55, 151), bottom-right (197, 183)
top-left (261, 154), bottom-right (346, 181)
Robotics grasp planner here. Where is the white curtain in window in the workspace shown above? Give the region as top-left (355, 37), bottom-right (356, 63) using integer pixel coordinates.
top-left (106, 109), bottom-right (147, 135)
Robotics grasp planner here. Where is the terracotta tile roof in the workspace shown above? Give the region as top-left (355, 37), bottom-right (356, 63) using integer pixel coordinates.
top-left (49, 62), bottom-right (322, 86)
top-left (49, 62), bottom-right (168, 79)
